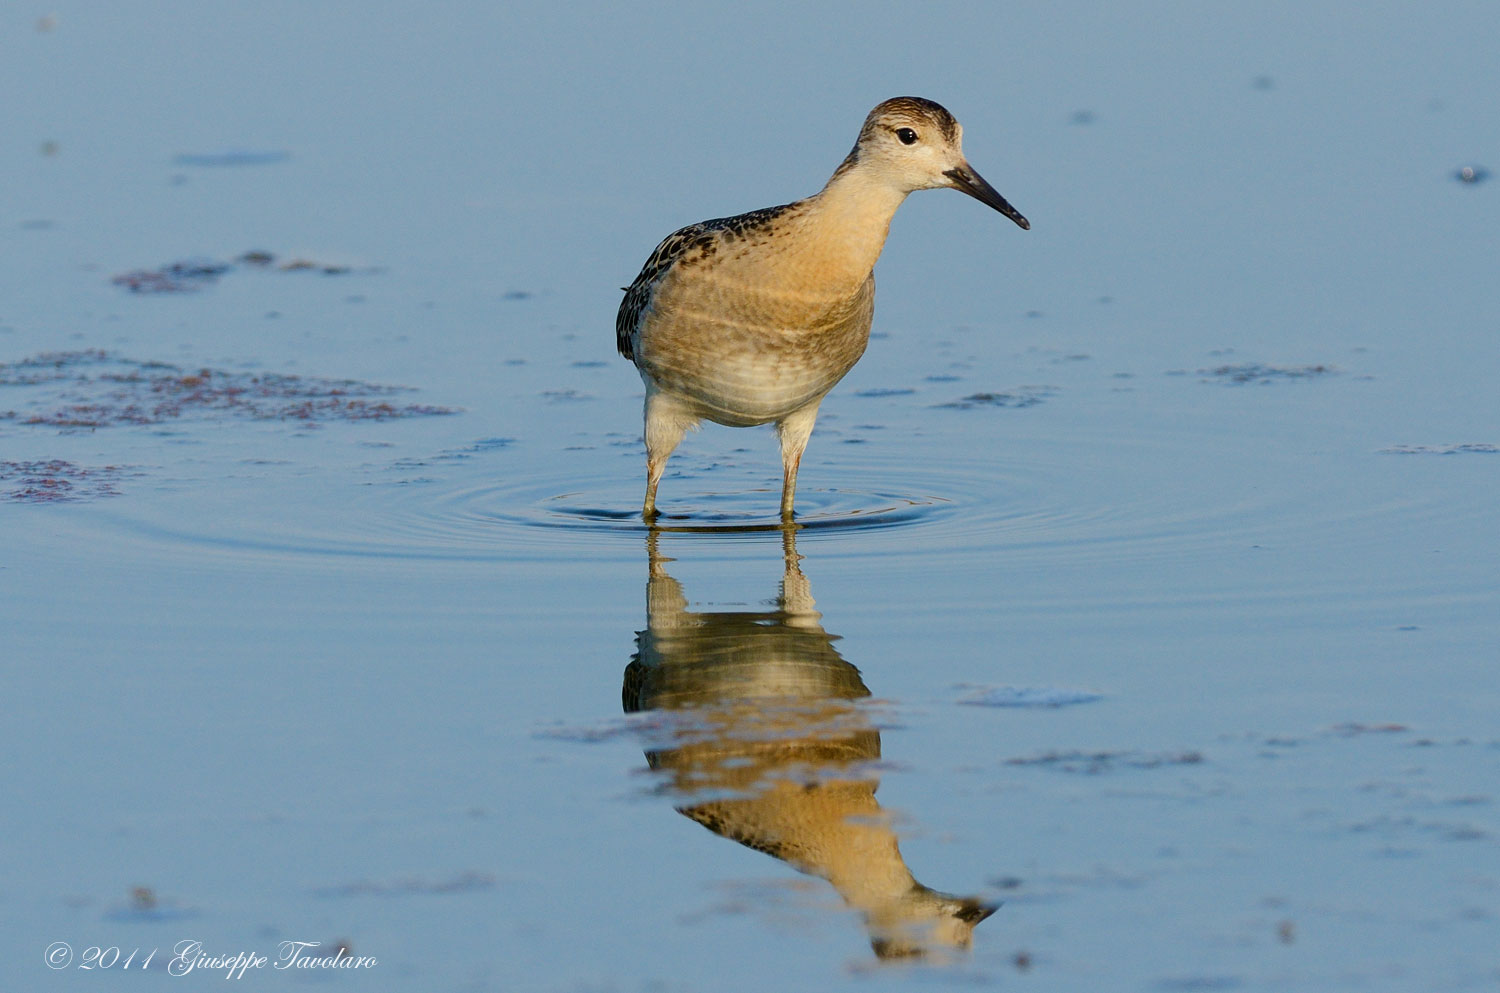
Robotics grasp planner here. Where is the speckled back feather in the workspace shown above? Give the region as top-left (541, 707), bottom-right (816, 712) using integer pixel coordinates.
top-left (616, 203), bottom-right (801, 360)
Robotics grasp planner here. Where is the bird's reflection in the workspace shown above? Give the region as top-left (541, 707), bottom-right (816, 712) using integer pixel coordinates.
top-left (623, 528), bottom-right (994, 961)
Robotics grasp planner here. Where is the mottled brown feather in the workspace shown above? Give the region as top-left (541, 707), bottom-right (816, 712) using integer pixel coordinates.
top-left (617, 203), bottom-right (801, 360)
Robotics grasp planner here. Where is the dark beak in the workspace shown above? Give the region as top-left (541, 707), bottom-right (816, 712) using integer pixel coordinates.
top-left (956, 899), bottom-right (1000, 925)
top-left (944, 164), bottom-right (1030, 230)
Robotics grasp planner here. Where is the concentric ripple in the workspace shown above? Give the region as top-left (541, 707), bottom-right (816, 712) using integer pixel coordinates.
top-left (93, 450), bottom-right (1024, 561)
top-left (355, 457), bottom-right (986, 554)
top-left (491, 482), bottom-right (953, 536)
top-left (83, 421), bottom-right (1492, 629)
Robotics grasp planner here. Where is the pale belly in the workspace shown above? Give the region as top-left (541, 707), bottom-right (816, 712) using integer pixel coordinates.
top-left (636, 279), bottom-right (875, 427)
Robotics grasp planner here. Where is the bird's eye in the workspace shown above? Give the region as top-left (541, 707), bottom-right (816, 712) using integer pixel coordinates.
top-left (896, 127), bottom-right (918, 145)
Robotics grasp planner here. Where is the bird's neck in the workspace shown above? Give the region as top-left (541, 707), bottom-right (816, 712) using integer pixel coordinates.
top-left (793, 169), bottom-right (909, 289)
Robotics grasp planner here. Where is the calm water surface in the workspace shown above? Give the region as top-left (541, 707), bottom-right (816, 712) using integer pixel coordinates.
top-left (3, 3), bottom-right (1498, 991)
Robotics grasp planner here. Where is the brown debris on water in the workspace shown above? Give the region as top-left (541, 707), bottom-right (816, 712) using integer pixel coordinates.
top-left (1381, 443), bottom-right (1498, 455)
top-left (111, 259), bottom-right (231, 293)
top-left (935, 387), bottom-right (1054, 409)
top-left (103, 886), bottom-right (198, 922)
top-left (112, 251), bottom-right (375, 293)
top-left (312, 870), bottom-right (496, 898)
top-left (0, 351), bottom-right (458, 428)
top-left (1005, 749), bottom-right (1204, 774)
top-left (1, 460), bottom-right (133, 503)
top-left (0, 349), bottom-right (119, 385)
top-left (277, 257), bottom-right (353, 275)
top-left (1327, 722), bottom-right (1409, 737)
top-left (1194, 363), bottom-right (1337, 384)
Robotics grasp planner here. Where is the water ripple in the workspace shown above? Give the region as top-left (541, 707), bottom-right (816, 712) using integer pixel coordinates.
top-left (84, 430), bottom-right (1489, 615)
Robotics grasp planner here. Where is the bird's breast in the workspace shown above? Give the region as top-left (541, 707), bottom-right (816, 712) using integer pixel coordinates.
top-left (637, 268), bottom-right (875, 426)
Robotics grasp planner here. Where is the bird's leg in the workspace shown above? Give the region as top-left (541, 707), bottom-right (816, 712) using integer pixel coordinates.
top-left (776, 404), bottom-right (820, 520)
top-left (643, 390), bottom-right (692, 520)
top-left (643, 460), bottom-right (665, 521)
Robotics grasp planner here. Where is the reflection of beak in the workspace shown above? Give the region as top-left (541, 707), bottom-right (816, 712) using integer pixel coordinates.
top-left (957, 899), bottom-right (1000, 925)
top-left (944, 164), bottom-right (1030, 230)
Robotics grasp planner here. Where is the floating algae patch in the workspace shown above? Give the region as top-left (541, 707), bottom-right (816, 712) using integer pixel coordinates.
top-left (956, 684), bottom-right (1105, 709)
top-left (312, 870), bottom-right (497, 899)
top-left (1005, 749), bottom-right (1205, 774)
top-left (1381, 443), bottom-right (1499, 455)
top-left (111, 250), bottom-right (374, 293)
top-left (172, 149), bottom-right (291, 167)
top-left (1, 460), bottom-right (136, 503)
top-left (934, 386), bottom-right (1054, 409)
top-left (0, 349), bottom-right (146, 385)
top-left (0, 351), bottom-right (458, 428)
top-left (1192, 363), bottom-right (1337, 385)
top-left (110, 259), bottom-right (231, 293)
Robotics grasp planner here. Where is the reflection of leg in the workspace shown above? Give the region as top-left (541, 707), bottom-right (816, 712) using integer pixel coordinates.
top-left (643, 391), bottom-right (694, 520)
top-left (780, 525), bottom-right (802, 575)
top-left (646, 528), bottom-right (667, 578)
top-left (779, 527), bottom-right (821, 627)
top-left (777, 404), bottom-right (820, 519)
top-left (645, 558), bottom-right (688, 627)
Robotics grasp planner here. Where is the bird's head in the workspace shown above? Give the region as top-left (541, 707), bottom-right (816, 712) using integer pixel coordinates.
top-left (848, 96), bottom-right (1029, 230)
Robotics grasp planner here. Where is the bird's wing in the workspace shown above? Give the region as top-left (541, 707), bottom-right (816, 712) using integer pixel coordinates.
top-left (616, 223), bottom-right (715, 361)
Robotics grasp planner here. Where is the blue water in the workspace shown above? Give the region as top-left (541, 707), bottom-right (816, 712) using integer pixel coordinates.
top-left (4, 3), bottom-right (1497, 990)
